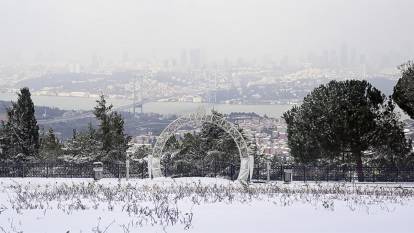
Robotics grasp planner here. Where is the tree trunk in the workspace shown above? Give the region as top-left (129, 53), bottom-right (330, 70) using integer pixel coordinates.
top-left (355, 153), bottom-right (364, 182)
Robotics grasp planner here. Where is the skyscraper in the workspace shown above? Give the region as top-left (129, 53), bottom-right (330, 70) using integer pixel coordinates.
top-left (180, 49), bottom-right (188, 68)
top-left (189, 48), bottom-right (201, 68)
top-left (340, 44), bottom-right (348, 68)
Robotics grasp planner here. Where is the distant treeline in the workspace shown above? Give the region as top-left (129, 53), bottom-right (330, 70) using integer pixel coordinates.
top-left (0, 100), bottom-right (66, 120)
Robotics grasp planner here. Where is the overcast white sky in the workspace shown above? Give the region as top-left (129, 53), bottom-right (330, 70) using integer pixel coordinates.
top-left (0, 0), bottom-right (413, 64)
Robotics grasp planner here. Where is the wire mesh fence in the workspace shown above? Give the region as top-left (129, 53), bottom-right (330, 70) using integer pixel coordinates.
top-left (251, 164), bottom-right (414, 182)
top-left (0, 161), bottom-right (147, 179)
top-left (1, 161), bottom-right (414, 182)
top-left (161, 159), bottom-right (240, 180)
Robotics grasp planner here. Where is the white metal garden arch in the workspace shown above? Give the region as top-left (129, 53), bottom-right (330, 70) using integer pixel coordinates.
top-left (149, 110), bottom-right (254, 181)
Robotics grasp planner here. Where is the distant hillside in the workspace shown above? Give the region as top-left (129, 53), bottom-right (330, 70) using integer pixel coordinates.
top-left (0, 100), bottom-right (67, 120)
top-left (0, 99), bottom-right (176, 140)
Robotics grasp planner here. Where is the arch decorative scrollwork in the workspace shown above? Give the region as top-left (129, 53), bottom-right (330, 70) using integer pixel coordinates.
top-left (149, 110), bottom-right (254, 181)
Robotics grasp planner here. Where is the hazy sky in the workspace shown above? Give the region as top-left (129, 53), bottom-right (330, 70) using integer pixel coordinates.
top-left (0, 0), bottom-right (413, 64)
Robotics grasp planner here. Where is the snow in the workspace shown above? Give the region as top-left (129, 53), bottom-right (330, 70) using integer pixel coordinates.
top-left (1, 178), bottom-right (413, 233)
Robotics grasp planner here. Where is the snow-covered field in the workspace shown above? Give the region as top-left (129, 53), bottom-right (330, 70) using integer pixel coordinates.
top-left (1, 178), bottom-right (413, 233)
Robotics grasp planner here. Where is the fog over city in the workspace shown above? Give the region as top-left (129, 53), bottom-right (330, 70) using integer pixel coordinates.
top-left (1, 0), bottom-right (413, 65)
top-left (2, 1), bottom-right (414, 233)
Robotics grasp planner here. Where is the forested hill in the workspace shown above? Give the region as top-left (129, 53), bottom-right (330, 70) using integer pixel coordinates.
top-left (0, 100), bottom-right (68, 121)
top-left (0, 100), bottom-right (176, 139)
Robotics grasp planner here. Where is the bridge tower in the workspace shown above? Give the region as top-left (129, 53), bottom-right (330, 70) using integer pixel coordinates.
top-left (132, 74), bottom-right (144, 116)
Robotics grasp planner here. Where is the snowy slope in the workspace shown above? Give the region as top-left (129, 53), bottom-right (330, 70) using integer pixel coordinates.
top-left (0, 178), bottom-right (413, 233)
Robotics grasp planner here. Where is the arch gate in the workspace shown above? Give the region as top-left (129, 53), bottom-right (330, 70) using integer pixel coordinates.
top-left (149, 111), bottom-right (254, 181)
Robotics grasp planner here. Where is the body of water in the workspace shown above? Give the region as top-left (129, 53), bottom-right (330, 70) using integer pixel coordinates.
top-left (0, 93), bottom-right (294, 118)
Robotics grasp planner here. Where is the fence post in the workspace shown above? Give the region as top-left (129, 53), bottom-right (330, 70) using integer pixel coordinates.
top-left (214, 159), bottom-right (217, 177)
top-left (21, 163), bottom-right (25, 178)
top-left (396, 169), bottom-right (399, 182)
top-left (259, 162), bottom-right (263, 180)
top-left (118, 163), bottom-right (121, 179)
top-left (46, 162), bottom-right (49, 178)
top-left (254, 162), bottom-right (257, 180)
top-left (164, 162), bottom-right (167, 176)
top-left (372, 167), bottom-right (375, 183)
top-left (71, 163), bottom-right (74, 178)
top-left (303, 166), bottom-right (306, 182)
top-left (280, 165), bottom-right (284, 181)
top-left (201, 160), bottom-right (204, 177)
top-left (231, 163), bottom-right (235, 181)
top-left (266, 161), bottom-right (270, 182)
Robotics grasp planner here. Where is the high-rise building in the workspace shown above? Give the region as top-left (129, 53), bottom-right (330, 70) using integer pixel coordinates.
top-left (280, 55), bottom-right (289, 68)
top-left (349, 48), bottom-right (356, 68)
top-left (340, 44), bottom-right (348, 68)
top-left (91, 53), bottom-right (100, 70)
top-left (329, 50), bottom-right (338, 68)
top-left (359, 54), bottom-right (366, 65)
top-left (180, 49), bottom-right (188, 68)
top-left (189, 48), bottom-right (201, 68)
top-left (322, 50), bottom-right (329, 68)
top-left (122, 51), bottom-right (129, 64)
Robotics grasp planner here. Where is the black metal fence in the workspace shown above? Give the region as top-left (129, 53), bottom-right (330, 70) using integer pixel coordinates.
top-left (103, 161), bottom-right (148, 179)
top-left (0, 162), bottom-right (94, 178)
top-left (161, 160), bottom-right (240, 180)
top-left (252, 163), bottom-right (414, 182)
top-left (0, 161), bottom-right (148, 179)
top-left (1, 161), bottom-right (414, 182)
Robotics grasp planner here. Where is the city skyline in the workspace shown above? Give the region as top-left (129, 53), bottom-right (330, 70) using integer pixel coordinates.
top-left (0, 0), bottom-right (413, 67)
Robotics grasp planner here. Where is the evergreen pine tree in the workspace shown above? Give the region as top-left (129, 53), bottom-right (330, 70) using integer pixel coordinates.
top-left (106, 111), bottom-right (131, 161)
top-left (0, 122), bottom-right (11, 161)
top-left (93, 95), bottom-right (130, 162)
top-left (61, 129), bottom-right (103, 164)
top-left (199, 111), bottom-right (242, 166)
top-left (283, 80), bottom-right (411, 181)
top-left (4, 87), bottom-right (40, 161)
top-left (93, 94), bottom-right (113, 152)
top-left (39, 128), bottom-right (62, 161)
top-left (393, 61), bottom-right (414, 119)
top-left (168, 110), bottom-right (248, 177)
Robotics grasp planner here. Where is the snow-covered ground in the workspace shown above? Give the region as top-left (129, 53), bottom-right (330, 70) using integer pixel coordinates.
top-left (1, 177), bottom-right (413, 233)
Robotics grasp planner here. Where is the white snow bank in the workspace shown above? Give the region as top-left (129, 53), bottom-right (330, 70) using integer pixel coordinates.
top-left (0, 178), bottom-right (413, 233)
